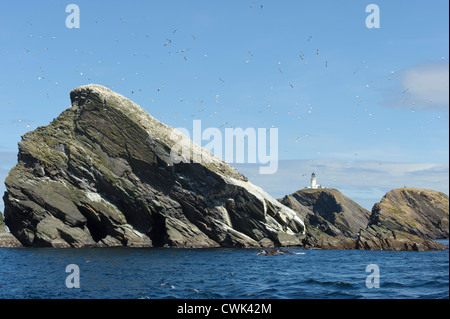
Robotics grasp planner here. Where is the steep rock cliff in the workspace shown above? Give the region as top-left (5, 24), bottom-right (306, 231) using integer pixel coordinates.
top-left (3, 84), bottom-right (304, 248)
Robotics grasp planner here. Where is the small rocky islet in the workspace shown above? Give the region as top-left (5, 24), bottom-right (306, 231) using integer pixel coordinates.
top-left (0, 84), bottom-right (448, 250)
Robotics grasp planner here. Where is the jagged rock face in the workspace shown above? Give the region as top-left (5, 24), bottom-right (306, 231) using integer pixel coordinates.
top-left (280, 189), bottom-right (371, 241)
top-left (368, 188), bottom-right (449, 239)
top-left (0, 212), bottom-right (6, 233)
top-left (280, 187), bottom-right (448, 251)
top-left (357, 225), bottom-right (447, 251)
top-left (355, 188), bottom-right (449, 251)
top-left (0, 232), bottom-right (23, 248)
top-left (0, 212), bottom-right (22, 247)
top-left (3, 84), bottom-right (304, 248)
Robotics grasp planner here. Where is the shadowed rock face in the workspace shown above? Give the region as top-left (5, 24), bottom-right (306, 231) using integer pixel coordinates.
top-left (281, 188), bottom-right (371, 238)
top-left (279, 188), bottom-right (371, 249)
top-left (2, 84), bottom-right (304, 248)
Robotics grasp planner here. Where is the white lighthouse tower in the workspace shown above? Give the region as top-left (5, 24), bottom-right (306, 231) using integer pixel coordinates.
top-left (306, 172), bottom-right (325, 189)
top-left (310, 173), bottom-right (318, 189)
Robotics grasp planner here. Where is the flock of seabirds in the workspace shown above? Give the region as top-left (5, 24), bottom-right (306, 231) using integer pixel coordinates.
top-left (11, 2), bottom-right (427, 138)
top-left (4, 2), bottom-right (445, 198)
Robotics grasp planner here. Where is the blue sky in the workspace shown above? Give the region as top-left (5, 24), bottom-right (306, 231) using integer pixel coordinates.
top-left (0, 0), bottom-right (448, 210)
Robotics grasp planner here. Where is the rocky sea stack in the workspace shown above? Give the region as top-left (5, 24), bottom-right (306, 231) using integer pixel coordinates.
top-left (0, 212), bottom-right (22, 247)
top-left (280, 188), bottom-right (371, 249)
top-left (1, 84), bottom-right (304, 248)
top-left (357, 188), bottom-right (448, 251)
top-left (280, 188), bottom-right (448, 251)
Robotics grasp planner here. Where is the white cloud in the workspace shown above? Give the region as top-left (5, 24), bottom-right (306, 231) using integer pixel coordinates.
top-left (382, 62), bottom-right (449, 111)
top-left (403, 63), bottom-right (449, 105)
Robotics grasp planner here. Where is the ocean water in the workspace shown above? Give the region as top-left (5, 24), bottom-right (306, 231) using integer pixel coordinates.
top-left (0, 243), bottom-right (448, 299)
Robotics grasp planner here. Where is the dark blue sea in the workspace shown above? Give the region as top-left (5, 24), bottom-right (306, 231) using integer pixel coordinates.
top-left (0, 242), bottom-right (448, 299)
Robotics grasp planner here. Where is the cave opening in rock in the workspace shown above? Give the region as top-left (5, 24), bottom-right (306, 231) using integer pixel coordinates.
top-left (78, 206), bottom-right (109, 243)
top-left (148, 212), bottom-right (167, 247)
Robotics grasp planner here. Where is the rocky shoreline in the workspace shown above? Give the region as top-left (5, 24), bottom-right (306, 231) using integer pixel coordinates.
top-left (1, 85), bottom-right (448, 250)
